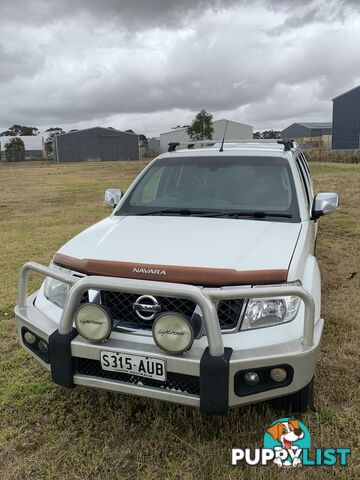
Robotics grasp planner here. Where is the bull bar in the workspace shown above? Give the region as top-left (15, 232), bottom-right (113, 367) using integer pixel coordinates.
top-left (18, 261), bottom-right (315, 354)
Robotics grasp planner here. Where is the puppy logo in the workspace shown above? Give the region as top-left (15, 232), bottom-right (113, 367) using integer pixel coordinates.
top-left (264, 418), bottom-right (310, 467)
top-left (232, 418), bottom-right (350, 467)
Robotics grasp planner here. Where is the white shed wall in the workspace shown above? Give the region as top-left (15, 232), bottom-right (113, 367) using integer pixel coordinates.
top-left (160, 119), bottom-right (253, 152)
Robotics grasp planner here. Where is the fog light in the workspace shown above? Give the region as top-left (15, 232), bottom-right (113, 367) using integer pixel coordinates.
top-left (24, 331), bottom-right (37, 345)
top-left (38, 340), bottom-right (48, 353)
top-left (244, 371), bottom-right (260, 386)
top-left (152, 313), bottom-right (194, 354)
top-left (75, 303), bottom-right (112, 342)
top-left (270, 367), bottom-right (287, 383)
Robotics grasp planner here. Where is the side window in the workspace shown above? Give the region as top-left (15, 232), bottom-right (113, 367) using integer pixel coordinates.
top-left (299, 152), bottom-right (314, 198)
top-left (300, 152), bottom-right (311, 176)
top-left (130, 166), bottom-right (164, 204)
top-left (296, 156), bottom-right (310, 209)
top-left (299, 156), bottom-right (309, 182)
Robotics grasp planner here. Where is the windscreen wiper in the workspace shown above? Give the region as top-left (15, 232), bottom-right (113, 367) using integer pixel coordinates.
top-left (136, 209), bottom-right (214, 216)
top-left (121, 209), bottom-right (292, 219)
top-left (204, 211), bottom-right (293, 219)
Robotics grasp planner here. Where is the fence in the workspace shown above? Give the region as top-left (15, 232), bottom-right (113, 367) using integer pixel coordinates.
top-left (0, 151), bottom-right (48, 163)
top-left (0, 151), bottom-right (23, 163)
top-left (305, 149), bottom-right (360, 163)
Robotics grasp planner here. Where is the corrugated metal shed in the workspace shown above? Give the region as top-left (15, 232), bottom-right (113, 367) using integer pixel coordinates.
top-left (53, 127), bottom-right (139, 162)
top-left (296, 122), bottom-right (332, 130)
top-left (332, 84), bottom-right (360, 149)
top-left (281, 122), bottom-right (332, 138)
top-left (159, 119), bottom-right (253, 153)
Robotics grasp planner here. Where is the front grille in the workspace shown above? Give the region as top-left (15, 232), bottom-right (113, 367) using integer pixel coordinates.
top-left (101, 292), bottom-right (196, 329)
top-left (74, 357), bottom-right (200, 396)
top-left (100, 291), bottom-right (244, 331)
top-left (217, 299), bottom-right (245, 329)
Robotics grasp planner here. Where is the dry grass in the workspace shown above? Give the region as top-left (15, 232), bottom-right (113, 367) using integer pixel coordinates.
top-left (0, 160), bottom-right (359, 479)
top-left (306, 149), bottom-right (360, 163)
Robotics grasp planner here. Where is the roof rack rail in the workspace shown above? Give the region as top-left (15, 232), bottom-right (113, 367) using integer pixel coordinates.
top-left (168, 142), bottom-right (180, 152)
top-left (277, 139), bottom-right (295, 151)
top-left (167, 138), bottom-right (284, 152)
top-left (168, 140), bottom-right (217, 151)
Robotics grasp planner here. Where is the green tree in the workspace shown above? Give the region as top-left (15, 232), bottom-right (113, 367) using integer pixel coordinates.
top-left (262, 130), bottom-right (281, 139)
top-left (45, 127), bottom-right (65, 156)
top-left (5, 137), bottom-right (25, 162)
top-left (1, 124), bottom-right (39, 136)
top-left (253, 130), bottom-right (281, 139)
top-left (138, 134), bottom-right (148, 147)
top-left (187, 110), bottom-right (214, 141)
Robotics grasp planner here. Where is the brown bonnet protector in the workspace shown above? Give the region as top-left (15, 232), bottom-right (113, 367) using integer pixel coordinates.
top-left (54, 253), bottom-right (288, 287)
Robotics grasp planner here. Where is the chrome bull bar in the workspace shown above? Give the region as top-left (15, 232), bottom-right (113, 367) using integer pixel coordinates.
top-left (18, 261), bottom-right (315, 357)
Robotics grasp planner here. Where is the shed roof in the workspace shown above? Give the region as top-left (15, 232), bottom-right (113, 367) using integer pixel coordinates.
top-left (56, 126), bottom-right (138, 137)
top-left (161, 118), bottom-right (252, 135)
top-left (295, 122), bottom-right (332, 129)
top-left (0, 135), bottom-right (44, 151)
top-left (332, 84), bottom-right (360, 101)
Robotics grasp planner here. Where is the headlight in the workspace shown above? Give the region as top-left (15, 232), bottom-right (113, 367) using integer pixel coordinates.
top-left (152, 313), bottom-right (194, 354)
top-left (44, 263), bottom-right (71, 308)
top-left (241, 295), bottom-right (301, 330)
top-left (75, 303), bottom-right (112, 342)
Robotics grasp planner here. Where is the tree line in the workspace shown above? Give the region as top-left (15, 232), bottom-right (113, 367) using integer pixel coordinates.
top-left (0, 125), bottom-right (65, 161)
top-left (1, 115), bottom-right (282, 161)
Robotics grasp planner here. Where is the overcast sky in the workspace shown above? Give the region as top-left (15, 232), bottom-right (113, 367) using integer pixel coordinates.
top-left (1, 0), bottom-right (360, 137)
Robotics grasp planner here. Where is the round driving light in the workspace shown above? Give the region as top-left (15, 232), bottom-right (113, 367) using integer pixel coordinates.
top-left (243, 371), bottom-right (260, 386)
top-left (270, 367), bottom-right (287, 383)
top-left (24, 331), bottom-right (37, 345)
top-left (152, 313), bottom-right (194, 354)
top-left (38, 340), bottom-right (48, 353)
top-left (75, 304), bottom-right (112, 342)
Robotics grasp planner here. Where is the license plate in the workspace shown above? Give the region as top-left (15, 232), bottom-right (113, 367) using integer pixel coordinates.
top-left (100, 351), bottom-right (166, 381)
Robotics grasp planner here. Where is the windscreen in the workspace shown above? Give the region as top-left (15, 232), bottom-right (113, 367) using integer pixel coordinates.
top-left (119, 155), bottom-right (299, 221)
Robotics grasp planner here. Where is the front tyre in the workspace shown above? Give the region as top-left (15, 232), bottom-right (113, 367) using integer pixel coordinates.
top-left (270, 378), bottom-right (315, 413)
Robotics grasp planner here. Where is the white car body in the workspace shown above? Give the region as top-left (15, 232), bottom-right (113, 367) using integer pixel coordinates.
top-left (14, 140), bottom-right (339, 413)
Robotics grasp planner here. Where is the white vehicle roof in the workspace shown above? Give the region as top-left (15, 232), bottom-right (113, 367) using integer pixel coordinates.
top-left (158, 139), bottom-right (299, 159)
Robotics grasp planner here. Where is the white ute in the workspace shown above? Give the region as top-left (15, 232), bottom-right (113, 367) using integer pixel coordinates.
top-left (15, 139), bottom-right (339, 414)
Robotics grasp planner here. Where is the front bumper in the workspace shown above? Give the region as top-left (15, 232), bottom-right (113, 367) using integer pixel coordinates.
top-left (14, 262), bottom-right (323, 413)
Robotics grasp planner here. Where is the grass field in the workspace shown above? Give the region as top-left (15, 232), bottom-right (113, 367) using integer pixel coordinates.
top-left (0, 160), bottom-right (359, 479)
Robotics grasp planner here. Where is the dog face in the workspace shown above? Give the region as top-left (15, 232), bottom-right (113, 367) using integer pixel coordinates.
top-left (266, 420), bottom-right (304, 449)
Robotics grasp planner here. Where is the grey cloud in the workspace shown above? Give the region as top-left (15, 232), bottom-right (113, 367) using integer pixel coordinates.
top-left (0, 0), bottom-right (360, 134)
top-left (0, 45), bottom-right (45, 83)
top-left (4, 20), bottom-right (279, 124)
top-left (265, 0), bottom-right (360, 11)
top-left (267, 6), bottom-right (326, 35)
top-left (0, 0), bottom-right (243, 29)
top-left (265, 0), bottom-right (360, 34)
top-left (1, 0), bottom-right (358, 31)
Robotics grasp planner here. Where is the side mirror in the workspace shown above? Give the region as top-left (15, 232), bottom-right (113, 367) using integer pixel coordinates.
top-left (311, 192), bottom-right (339, 220)
top-left (104, 188), bottom-right (123, 208)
